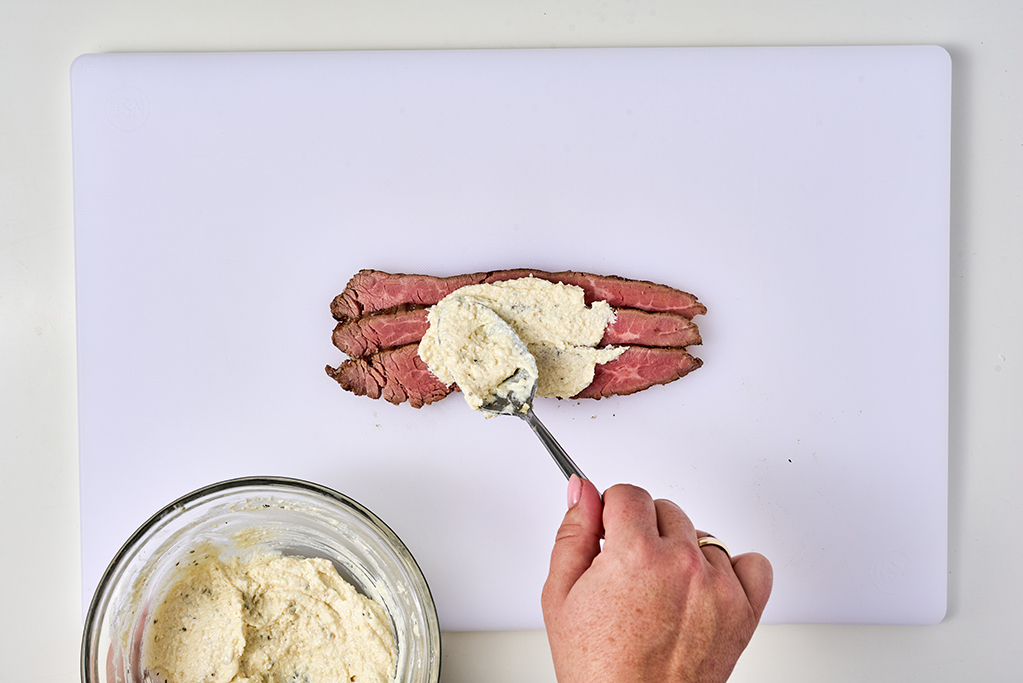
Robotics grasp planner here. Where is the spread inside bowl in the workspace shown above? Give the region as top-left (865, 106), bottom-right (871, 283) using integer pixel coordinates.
top-left (143, 544), bottom-right (395, 683)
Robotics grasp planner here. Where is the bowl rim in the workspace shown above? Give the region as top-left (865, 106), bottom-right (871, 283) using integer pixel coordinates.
top-left (80, 475), bottom-right (441, 683)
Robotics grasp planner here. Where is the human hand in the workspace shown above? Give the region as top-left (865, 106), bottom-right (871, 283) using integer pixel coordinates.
top-left (541, 476), bottom-right (773, 683)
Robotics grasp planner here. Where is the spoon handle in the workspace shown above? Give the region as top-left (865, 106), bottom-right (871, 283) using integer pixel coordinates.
top-left (523, 409), bottom-right (588, 481)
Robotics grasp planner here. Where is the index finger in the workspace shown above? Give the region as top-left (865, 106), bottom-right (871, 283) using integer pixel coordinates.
top-left (732, 552), bottom-right (774, 623)
top-left (600, 484), bottom-right (659, 544)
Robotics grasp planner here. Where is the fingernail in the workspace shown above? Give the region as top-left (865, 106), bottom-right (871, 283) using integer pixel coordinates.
top-left (567, 474), bottom-right (583, 509)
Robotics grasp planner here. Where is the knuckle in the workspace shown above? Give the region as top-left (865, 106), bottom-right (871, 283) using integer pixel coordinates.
top-left (630, 537), bottom-right (658, 565)
top-left (675, 541), bottom-right (704, 573)
top-left (605, 482), bottom-right (650, 504)
top-left (554, 517), bottom-right (586, 544)
top-left (713, 573), bottom-right (752, 616)
top-left (614, 528), bottom-right (658, 562)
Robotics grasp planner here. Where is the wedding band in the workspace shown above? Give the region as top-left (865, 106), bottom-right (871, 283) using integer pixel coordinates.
top-left (698, 535), bottom-right (731, 559)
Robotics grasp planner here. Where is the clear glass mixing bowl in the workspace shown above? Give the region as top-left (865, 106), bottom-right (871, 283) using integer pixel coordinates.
top-left (82, 476), bottom-right (441, 683)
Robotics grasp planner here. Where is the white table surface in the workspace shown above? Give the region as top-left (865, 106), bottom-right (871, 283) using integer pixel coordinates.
top-left (1, 1), bottom-right (1020, 681)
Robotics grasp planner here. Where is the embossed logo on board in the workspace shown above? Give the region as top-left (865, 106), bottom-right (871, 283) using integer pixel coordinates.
top-left (106, 86), bottom-right (149, 131)
top-left (871, 551), bottom-right (913, 594)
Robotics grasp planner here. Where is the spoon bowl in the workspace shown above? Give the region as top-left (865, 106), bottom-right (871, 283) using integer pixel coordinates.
top-left (435, 300), bottom-right (588, 481)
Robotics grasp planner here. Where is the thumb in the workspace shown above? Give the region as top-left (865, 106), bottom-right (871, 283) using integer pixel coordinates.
top-left (542, 476), bottom-right (604, 611)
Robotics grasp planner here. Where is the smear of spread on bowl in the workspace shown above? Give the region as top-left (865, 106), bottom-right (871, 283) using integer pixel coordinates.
top-left (143, 546), bottom-right (395, 683)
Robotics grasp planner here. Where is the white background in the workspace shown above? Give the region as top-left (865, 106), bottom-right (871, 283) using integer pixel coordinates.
top-left (2, 0), bottom-right (1021, 681)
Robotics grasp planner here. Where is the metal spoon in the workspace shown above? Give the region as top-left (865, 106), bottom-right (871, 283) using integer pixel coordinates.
top-left (435, 299), bottom-right (587, 481)
top-left (480, 367), bottom-right (587, 481)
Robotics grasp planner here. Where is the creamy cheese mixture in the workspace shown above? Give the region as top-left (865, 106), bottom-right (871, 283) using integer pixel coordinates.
top-left (142, 548), bottom-right (395, 683)
top-left (418, 277), bottom-right (625, 410)
top-left (420, 296), bottom-right (538, 411)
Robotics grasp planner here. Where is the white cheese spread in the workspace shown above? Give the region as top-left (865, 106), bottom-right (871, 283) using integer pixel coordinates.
top-left (418, 277), bottom-right (625, 410)
top-left (422, 295), bottom-right (538, 411)
top-left (142, 548), bottom-right (396, 683)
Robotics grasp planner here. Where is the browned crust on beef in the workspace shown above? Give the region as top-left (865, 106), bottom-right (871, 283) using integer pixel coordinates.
top-left (572, 346), bottom-right (703, 400)
top-left (331, 269), bottom-right (706, 322)
top-left (332, 304), bottom-right (702, 358)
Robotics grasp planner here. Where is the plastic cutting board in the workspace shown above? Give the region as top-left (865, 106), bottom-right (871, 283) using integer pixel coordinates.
top-left (72, 46), bottom-right (950, 628)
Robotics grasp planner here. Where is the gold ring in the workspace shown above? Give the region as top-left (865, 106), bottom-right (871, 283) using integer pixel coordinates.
top-left (698, 535), bottom-right (731, 559)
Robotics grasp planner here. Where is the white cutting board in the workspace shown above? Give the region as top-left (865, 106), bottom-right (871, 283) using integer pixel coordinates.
top-left (72, 47), bottom-right (950, 628)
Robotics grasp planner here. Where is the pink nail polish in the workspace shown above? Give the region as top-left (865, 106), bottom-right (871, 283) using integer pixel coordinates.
top-left (567, 474), bottom-right (583, 509)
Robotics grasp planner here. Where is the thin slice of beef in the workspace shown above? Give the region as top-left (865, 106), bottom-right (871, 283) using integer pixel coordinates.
top-left (327, 343), bottom-right (701, 407)
top-left (486, 270), bottom-right (707, 320)
top-left (325, 344), bottom-right (452, 408)
top-left (572, 346), bottom-right (703, 400)
top-left (331, 269), bottom-right (706, 322)
top-left (602, 309), bottom-right (702, 348)
top-left (331, 271), bottom-right (482, 322)
top-left (332, 304), bottom-right (430, 358)
top-left (332, 305), bottom-right (701, 357)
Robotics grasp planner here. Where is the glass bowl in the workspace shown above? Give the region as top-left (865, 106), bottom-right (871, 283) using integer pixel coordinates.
top-left (82, 476), bottom-right (441, 683)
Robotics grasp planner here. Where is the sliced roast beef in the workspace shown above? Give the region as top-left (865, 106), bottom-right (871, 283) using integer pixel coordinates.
top-left (491, 270), bottom-right (707, 320)
top-left (331, 269), bottom-right (706, 322)
top-left (332, 304), bottom-right (431, 358)
top-left (602, 309), bottom-right (702, 348)
top-left (572, 346), bottom-right (703, 400)
top-left (331, 271), bottom-right (482, 322)
top-left (332, 305), bottom-right (701, 357)
top-left (327, 343), bottom-right (701, 407)
top-left (325, 344), bottom-right (452, 409)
